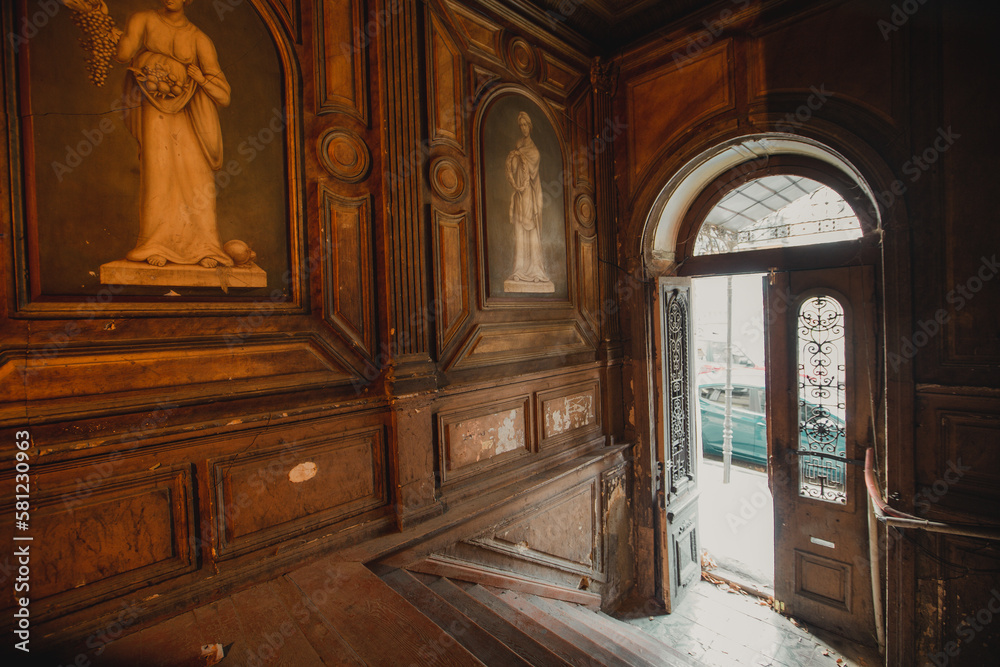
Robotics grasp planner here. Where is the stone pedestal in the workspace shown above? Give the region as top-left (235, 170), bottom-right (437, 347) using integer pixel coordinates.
top-left (99, 260), bottom-right (267, 290)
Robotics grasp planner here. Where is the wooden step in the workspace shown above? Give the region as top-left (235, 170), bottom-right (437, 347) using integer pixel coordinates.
top-left (487, 589), bottom-right (636, 667)
top-left (287, 561), bottom-right (485, 667)
top-left (539, 597), bottom-right (676, 667)
top-left (458, 582), bottom-right (618, 667)
top-left (380, 569), bottom-right (532, 667)
top-left (424, 575), bottom-right (574, 667)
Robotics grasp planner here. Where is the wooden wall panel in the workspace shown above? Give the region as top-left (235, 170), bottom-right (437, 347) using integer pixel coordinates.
top-left (20, 465), bottom-right (195, 621)
top-left (319, 188), bottom-right (375, 358)
top-left (537, 379), bottom-right (601, 449)
top-left (472, 479), bottom-right (600, 577)
top-left (433, 210), bottom-right (471, 350)
top-left (748, 0), bottom-right (893, 122)
top-left (0, 340), bottom-right (353, 427)
top-left (211, 426), bottom-right (387, 558)
top-left (576, 232), bottom-right (599, 334)
top-left (314, 0), bottom-right (368, 121)
top-left (447, 321), bottom-right (593, 371)
top-left (915, 391), bottom-right (1000, 520)
top-left (438, 396), bottom-right (532, 484)
top-left (446, 1), bottom-right (505, 64)
top-left (429, 13), bottom-right (466, 149)
top-left (625, 40), bottom-right (733, 180)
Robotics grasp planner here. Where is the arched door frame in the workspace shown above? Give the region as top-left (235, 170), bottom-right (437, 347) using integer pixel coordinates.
top-left (627, 130), bottom-right (915, 661)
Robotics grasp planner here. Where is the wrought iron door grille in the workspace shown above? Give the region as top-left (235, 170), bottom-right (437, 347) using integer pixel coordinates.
top-left (796, 295), bottom-right (848, 504)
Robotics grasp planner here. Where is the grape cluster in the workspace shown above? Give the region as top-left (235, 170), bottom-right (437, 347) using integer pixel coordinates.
top-left (69, 8), bottom-right (119, 87)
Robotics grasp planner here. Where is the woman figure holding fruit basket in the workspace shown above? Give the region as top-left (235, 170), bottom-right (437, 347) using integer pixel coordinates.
top-left (113, 0), bottom-right (233, 268)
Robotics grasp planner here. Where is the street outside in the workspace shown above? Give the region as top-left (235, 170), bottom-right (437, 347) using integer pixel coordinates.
top-left (699, 457), bottom-right (774, 589)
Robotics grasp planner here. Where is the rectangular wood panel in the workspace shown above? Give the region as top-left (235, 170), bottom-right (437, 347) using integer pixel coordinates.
top-left (626, 40), bottom-right (732, 179)
top-left (537, 380), bottom-right (601, 448)
top-left (315, 0), bottom-right (368, 121)
top-left (429, 13), bottom-right (465, 149)
top-left (433, 210), bottom-right (470, 351)
top-left (474, 480), bottom-right (600, 576)
top-left (0, 340), bottom-right (352, 426)
top-left (438, 396), bottom-right (531, 484)
top-left (448, 321), bottom-right (593, 371)
top-left (320, 189), bottom-right (375, 357)
top-left (577, 233), bottom-right (599, 333)
top-left (795, 549), bottom-right (851, 611)
top-left (21, 465), bottom-right (195, 620)
top-left (212, 427), bottom-right (387, 558)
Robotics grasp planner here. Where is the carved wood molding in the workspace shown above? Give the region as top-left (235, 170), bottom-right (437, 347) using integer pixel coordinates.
top-left (318, 128), bottom-right (372, 183)
top-left (428, 12), bottom-right (466, 150)
top-left (267, 0), bottom-right (301, 43)
top-left (379, 0), bottom-right (431, 365)
top-left (446, 320), bottom-right (593, 371)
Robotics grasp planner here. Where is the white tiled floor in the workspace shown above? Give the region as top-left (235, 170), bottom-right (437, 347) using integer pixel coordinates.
top-left (622, 579), bottom-right (883, 667)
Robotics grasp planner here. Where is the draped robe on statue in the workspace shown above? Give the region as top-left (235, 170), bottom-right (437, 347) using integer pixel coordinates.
top-left (116, 10), bottom-right (232, 266)
top-left (505, 137), bottom-right (550, 283)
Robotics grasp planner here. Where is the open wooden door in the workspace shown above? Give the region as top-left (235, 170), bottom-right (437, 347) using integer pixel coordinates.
top-left (654, 277), bottom-right (700, 612)
top-left (765, 266), bottom-right (877, 643)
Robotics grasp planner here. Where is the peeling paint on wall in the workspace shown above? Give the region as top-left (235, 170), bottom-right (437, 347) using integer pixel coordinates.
top-left (447, 407), bottom-right (527, 470)
top-left (544, 392), bottom-right (595, 437)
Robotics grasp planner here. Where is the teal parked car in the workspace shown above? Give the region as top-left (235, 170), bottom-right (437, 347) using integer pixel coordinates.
top-left (699, 376), bottom-right (768, 466)
top-left (699, 372), bottom-right (846, 469)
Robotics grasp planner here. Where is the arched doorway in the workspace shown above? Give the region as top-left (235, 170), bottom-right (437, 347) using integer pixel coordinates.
top-left (645, 134), bottom-right (883, 648)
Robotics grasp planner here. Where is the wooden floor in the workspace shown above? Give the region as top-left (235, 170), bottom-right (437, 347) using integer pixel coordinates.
top-left (63, 556), bottom-right (708, 666)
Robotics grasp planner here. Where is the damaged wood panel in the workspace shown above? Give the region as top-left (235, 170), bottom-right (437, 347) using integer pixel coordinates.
top-left (474, 479), bottom-right (600, 577)
top-left (21, 465), bottom-right (195, 622)
top-left (212, 427), bottom-right (387, 559)
top-left (438, 396), bottom-right (531, 484)
top-left (314, 0), bottom-right (368, 121)
top-left (537, 379), bottom-right (601, 448)
top-left (601, 463), bottom-right (633, 610)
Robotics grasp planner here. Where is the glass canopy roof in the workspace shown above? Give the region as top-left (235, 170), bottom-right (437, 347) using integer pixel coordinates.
top-left (693, 175), bottom-right (863, 256)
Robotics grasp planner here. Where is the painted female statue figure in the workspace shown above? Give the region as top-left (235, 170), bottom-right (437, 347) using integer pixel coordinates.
top-left (115, 0), bottom-right (233, 268)
top-left (504, 111), bottom-right (553, 291)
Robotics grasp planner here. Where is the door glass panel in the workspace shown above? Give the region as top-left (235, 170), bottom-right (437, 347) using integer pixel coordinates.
top-left (796, 295), bottom-right (847, 504)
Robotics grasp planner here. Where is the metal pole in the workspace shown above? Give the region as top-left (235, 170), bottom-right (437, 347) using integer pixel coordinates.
top-left (723, 275), bottom-right (733, 484)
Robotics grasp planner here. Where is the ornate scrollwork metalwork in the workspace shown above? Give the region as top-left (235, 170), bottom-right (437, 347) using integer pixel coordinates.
top-left (797, 295), bottom-right (848, 504)
top-left (666, 289), bottom-right (692, 490)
